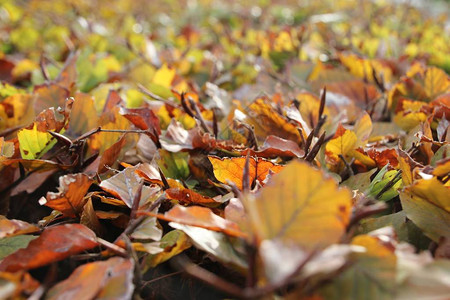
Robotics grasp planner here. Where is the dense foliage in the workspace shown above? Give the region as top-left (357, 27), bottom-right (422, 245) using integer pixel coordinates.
top-left (0, 0), bottom-right (449, 299)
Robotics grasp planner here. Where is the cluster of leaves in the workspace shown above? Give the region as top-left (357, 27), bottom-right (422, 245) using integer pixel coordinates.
top-left (0, 0), bottom-right (449, 299)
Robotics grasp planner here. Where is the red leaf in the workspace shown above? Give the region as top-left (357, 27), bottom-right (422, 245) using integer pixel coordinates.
top-left (0, 224), bottom-right (98, 272)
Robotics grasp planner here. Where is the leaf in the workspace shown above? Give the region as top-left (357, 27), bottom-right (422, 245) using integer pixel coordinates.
top-left (342, 168), bottom-right (377, 192)
top-left (0, 219), bottom-right (39, 238)
top-left (146, 205), bottom-right (246, 238)
top-left (0, 235), bottom-right (37, 260)
top-left (45, 257), bottom-right (134, 300)
top-left (325, 125), bottom-right (358, 171)
top-left (241, 135), bottom-right (305, 158)
top-left (339, 53), bottom-right (393, 84)
top-left (423, 66), bottom-right (450, 99)
top-left (400, 177), bottom-right (450, 242)
top-left (120, 106), bottom-right (160, 133)
top-left (359, 211), bottom-right (430, 250)
top-left (326, 80), bottom-right (381, 108)
top-left (67, 92), bottom-right (99, 137)
top-left (208, 156), bottom-right (283, 190)
top-left (0, 94), bottom-right (34, 131)
top-left (245, 98), bottom-right (302, 143)
top-left (0, 271), bottom-right (40, 299)
top-left (33, 83), bottom-right (70, 114)
top-left (396, 260), bottom-right (450, 300)
top-left (80, 198), bottom-right (103, 236)
top-left (165, 186), bottom-right (219, 206)
top-left (319, 233), bottom-right (397, 300)
top-left (17, 98), bottom-right (73, 159)
top-left (145, 230), bottom-right (192, 268)
top-left (0, 224), bottom-right (98, 272)
top-left (245, 160), bottom-right (352, 249)
top-left (99, 166), bottom-right (161, 208)
top-left (40, 173), bottom-right (93, 218)
top-left (97, 134), bottom-right (126, 174)
top-left (130, 216), bottom-right (162, 241)
top-left (156, 150), bottom-right (190, 179)
top-left (169, 223), bottom-right (247, 268)
top-left (89, 107), bottom-right (132, 153)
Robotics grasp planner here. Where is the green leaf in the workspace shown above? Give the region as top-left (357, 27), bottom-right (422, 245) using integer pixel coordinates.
top-left (0, 235), bottom-right (37, 260)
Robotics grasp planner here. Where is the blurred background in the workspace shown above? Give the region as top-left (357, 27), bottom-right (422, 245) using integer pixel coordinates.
top-left (0, 0), bottom-right (448, 108)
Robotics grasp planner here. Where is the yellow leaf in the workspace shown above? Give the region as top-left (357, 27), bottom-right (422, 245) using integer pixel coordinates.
top-left (145, 230), bottom-right (191, 268)
top-left (11, 59), bottom-right (38, 78)
top-left (245, 160), bottom-right (352, 249)
top-left (424, 67), bottom-right (450, 99)
top-left (152, 64), bottom-right (175, 88)
top-left (325, 128), bottom-right (357, 171)
top-left (246, 98), bottom-right (302, 143)
top-left (400, 176), bottom-right (450, 242)
top-left (17, 99), bottom-right (73, 159)
top-left (354, 112), bottom-right (372, 147)
top-left (67, 92), bottom-right (99, 137)
top-left (17, 123), bottom-right (55, 159)
top-left (0, 94), bottom-right (34, 131)
top-left (339, 53), bottom-right (393, 84)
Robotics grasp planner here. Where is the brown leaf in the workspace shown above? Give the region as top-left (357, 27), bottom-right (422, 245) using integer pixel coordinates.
top-left (80, 198), bottom-right (103, 236)
top-left (97, 134), bottom-right (126, 174)
top-left (33, 83), bottom-right (70, 114)
top-left (0, 224), bottom-right (98, 272)
top-left (242, 135), bottom-right (305, 158)
top-left (120, 106), bottom-right (161, 134)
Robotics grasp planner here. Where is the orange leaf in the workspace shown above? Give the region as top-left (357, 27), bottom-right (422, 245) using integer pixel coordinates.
top-left (166, 187), bottom-right (219, 206)
top-left (40, 173), bottom-right (93, 218)
top-left (208, 156), bottom-right (284, 190)
top-left (46, 257), bottom-right (134, 300)
top-left (141, 205), bottom-right (246, 238)
top-left (0, 219), bottom-right (39, 238)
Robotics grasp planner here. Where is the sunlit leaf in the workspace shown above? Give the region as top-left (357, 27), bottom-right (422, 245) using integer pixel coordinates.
top-left (245, 160), bottom-right (352, 249)
top-left (17, 98), bottom-right (73, 159)
top-left (208, 156), bottom-right (283, 190)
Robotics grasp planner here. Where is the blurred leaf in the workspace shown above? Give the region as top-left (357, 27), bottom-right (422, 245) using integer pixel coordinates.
top-left (0, 224), bottom-right (98, 272)
top-left (169, 222), bottom-right (247, 268)
top-left (0, 219), bottom-right (39, 238)
top-left (46, 257), bottom-right (134, 300)
top-left (145, 230), bottom-right (192, 268)
top-left (0, 235), bottom-right (37, 260)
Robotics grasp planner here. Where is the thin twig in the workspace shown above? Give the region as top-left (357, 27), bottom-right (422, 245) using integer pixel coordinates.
top-left (97, 237), bottom-right (128, 257)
